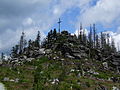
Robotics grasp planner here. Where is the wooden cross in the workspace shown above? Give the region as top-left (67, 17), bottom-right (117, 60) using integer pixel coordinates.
top-left (58, 18), bottom-right (62, 33)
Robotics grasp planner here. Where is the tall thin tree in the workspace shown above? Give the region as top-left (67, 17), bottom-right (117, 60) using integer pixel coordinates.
top-left (89, 24), bottom-right (93, 48)
top-left (79, 23), bottom-right (83, 43)
top-left (93, 24), bottom-right (96, 48)
top-left (35, 31), bottom-right (41, 48)
top-left (19, 32), bottom-right (27, 54)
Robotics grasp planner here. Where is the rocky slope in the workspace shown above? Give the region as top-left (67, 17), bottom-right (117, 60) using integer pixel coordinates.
top-left (1, 55), bottom-right (120, 90)
top-left (0, 30), bottom-right (120, 90)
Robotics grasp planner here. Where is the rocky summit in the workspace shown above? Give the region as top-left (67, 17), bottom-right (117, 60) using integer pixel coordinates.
top-left (0, 28), bottom-right (120, 90)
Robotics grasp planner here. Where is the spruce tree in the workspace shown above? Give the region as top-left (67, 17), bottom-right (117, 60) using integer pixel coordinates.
top-left (101, 32), bottom-right (104, 48)
top-left (19, 32), bottom-right (27, 54)
top-left (83, 29), bottom-right (87, 45)
top-left (93, 24), bottom-right (96, 48)
top-left (88, 24), bottom-right (93, 48)
top-left (28, 39), bottom-right (32, 48)
top-left (107, 34), bottom-right (110, 46)
top-left (11, 45), bottom-right (19, 58)
top-left (47, 30), bottom-right (53, 43)
top-left (53, 28), bottom-right (57, 38)
top-left (35, 31), bottom-right (41, 48)
top-left (96, 35), bottom-right (100, 49)
top-left (15, 45), bottom-right (19, 55)
top-left (111, 38), bottom-right (116, 53)
top-left (103, 33), bottom-right (107, 49)
top-left (79, 23), bottom-right (83, 43)
top-left (1, 52), bottom-right (5, 61)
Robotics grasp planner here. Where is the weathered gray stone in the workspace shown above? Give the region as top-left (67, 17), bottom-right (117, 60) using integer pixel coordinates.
top-left (10, 79), bottom-right (15, 82)
top-left (15, 78), bottom-right (19, 83)
top-left (3, 77), bottom-right (9, 81)
top-left (45, 49), bottom-right (52, 54)
top-left (73, 53), bottom-right (81, 59)
top-left (112, 86), bottom-right (119, 90)
top-left (51, 78), bottom-right (59, 85)
top-left (103, 62), bottom-right (108, 69)
top-left (65, 53), bottom-right (75, 59)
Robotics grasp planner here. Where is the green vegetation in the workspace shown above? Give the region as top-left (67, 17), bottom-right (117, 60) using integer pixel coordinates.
top-left (0, 63), bottom-right (34, 90)
top-left (33, 57), bottom-right (120, 90)
top-left (0, 56), bottom-right (120, 90)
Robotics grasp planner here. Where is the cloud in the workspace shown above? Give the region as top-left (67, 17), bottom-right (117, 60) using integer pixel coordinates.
top-left (23, 18), bottom-right (33, 26)
top-left (0, 0), bottom-right (92, 53)
top-left (102, 30), bottom-right (120, 51)
top-left (74, 29), bottom-right (89, 37)
top-left (74, 0), bottom-right (120, 51)
top-left (77, 0), bottom-right (120, 27)
top-left (73, 27), bottom-right (120, 51)
top-left (112, 27), bottom-right (120, 51)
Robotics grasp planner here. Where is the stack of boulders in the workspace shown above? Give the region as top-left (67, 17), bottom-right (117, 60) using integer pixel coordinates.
top-left (104, 52), bottom-right (120, 73)
top-left (54, 42), bottom-right (89, 59)
top-left (9, 48), bottom-right (46, 66)
top-left (24, 48), bottom-right (45, 58)
top-left (111, 53), bottom-right (120, 73)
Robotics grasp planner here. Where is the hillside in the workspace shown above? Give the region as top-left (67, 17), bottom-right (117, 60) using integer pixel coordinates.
top-left (0, 56), bottom-right (120, 90)
top-left (0, 29), bottom-right (120, 90)
top-left (33, 56), bottom-right (120, 90)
